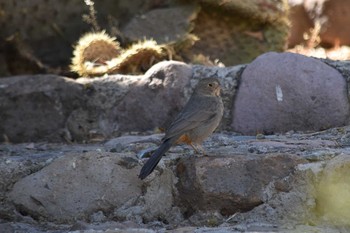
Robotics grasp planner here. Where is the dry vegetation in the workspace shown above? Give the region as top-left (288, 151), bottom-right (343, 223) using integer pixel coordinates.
top-left (288, 22), bottom-right (350, 61)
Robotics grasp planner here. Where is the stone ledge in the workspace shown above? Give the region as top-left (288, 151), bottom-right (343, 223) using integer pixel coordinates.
top-left (1, 53), bottom-right (350, 143)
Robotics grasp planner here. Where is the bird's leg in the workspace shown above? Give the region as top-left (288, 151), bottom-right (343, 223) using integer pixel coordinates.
top-left (190, 143), bottom-right (206, 156)
top-left (190, 142), bottom-right (199, 153)
top-left (197, 144), bottom-right (206, 156)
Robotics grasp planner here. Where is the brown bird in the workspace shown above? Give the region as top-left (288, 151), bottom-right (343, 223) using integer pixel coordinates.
top-left (139, 78), bottom-right (224, 180)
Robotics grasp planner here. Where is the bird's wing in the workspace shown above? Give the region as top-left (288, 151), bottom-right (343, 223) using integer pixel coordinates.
top-left (164, 96), bottom-right (218, 140)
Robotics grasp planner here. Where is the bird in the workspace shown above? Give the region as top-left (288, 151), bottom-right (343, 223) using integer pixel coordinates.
top-left (138, 77), bottom-right (224, 180)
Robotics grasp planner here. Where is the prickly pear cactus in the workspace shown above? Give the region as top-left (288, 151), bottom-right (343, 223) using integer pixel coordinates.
top-left (70, 32), bottom-right (166, 76)
top-left (70, 32), bottom-right (122, 76)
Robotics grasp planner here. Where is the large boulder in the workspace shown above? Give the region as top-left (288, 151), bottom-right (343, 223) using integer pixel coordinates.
top-left (8, 152), bottom-right (143, 223)
top-left (0, 75), bottom-right (84, 142)
top-left (232, 52), bottom-right (350, 135)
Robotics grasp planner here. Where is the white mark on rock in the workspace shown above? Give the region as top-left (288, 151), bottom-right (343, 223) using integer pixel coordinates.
top-left (275, 85), bottom-right (283, 102)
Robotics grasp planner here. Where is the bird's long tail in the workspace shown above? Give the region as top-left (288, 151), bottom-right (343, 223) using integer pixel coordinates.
top-left (138, 138), bottom-right (173, 180)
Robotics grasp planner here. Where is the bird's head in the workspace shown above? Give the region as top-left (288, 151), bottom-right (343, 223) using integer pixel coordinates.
top-left (194, 78), bottom-right (221, 97)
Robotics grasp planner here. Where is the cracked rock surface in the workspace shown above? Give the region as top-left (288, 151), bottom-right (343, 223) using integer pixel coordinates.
top-left (2, 53), bottom-right (350, 232)
top-left (1, 126), bottom-right (350, 232)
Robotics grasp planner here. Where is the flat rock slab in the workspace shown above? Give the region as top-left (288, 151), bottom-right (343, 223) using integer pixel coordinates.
top-left (232, 52), bottom-right (350, 135)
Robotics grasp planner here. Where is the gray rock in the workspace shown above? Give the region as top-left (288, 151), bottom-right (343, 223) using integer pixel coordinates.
top-left (0, 149), bottom-right (58, 206)
top-left (176, 153), bottom-right (306, 215)
top-left (141, 168), bottom-right (180, 223)
top-left (0, 61), bottom-right (194, 143)
top-left (69, 74), bottom-right (137, 141)
top-left (0, 75), bottom-right (84, 143)
top-left (2, 57), bottom-right (350, 144)
top-left (122, 6), bottom-right (199, 43)
top-left (2, 128), bottom-right (350, 231)
top-left (9, 152), bottom-right (142, 223)
top-left (232, 52), bottom-right (350, 135)
top-left (104, 134), bottom-right (162, 148)
top-left (116, 61), bottom-right (193, 132)
top-left (73, 61), bottom-right (192, 139)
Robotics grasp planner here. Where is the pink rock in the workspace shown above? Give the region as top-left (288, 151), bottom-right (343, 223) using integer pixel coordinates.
top-left (232, 52), bottom-right (350, 135)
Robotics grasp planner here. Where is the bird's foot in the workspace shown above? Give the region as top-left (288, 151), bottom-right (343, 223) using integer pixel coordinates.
top-left (190, 143), bottom-right (206, 157)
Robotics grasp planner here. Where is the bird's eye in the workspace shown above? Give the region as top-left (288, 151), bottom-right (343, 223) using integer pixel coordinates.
top-left (208, 83), bottom-right (213, 87)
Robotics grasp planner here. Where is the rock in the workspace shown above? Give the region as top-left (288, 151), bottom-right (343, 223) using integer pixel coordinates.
top-left (0, 75), bottom-right (84, 143)
top-left (68, 74), bottom-right (135, 141)
top-left (0, 223), bottom-right (14, 233)
top-left (199, 0), bottom-right (289, 23)
top-left (232, 52), bottom-right (350, 135)
top-left (104, 134), bottom-right (162, 148)
top-left (122, 6), bottom-right (199, 44)
top-left (2, 128), bottom-right (350, 231)
top-left (0, 0), bottom-right (88, 71)
top-left (176, 153), bottom-right (306, 216)
top-left (113, 166), bottom-right (180, 224)
top-left (315, 154), bottom-right (350, 226)
top-left (0, 0), bottom-right (161, 74)
top-left (2, 58), bottom-right (350, 143)
top-left (190, 1), bottom-right (290, 66)
top-left (116, 61), bottom-right (193, 131)
top-left (0, 148), bottom-right (58, 203)
top-left (0, 61), bottom-right (194, 143)
top-left (8, 152), bottom-right (142, 223)
top-left (74, 60), bottom-right (194, 135)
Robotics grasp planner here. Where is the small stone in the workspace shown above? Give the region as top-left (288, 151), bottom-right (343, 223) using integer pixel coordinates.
top-left (90, 211), bottom-right (107, 223)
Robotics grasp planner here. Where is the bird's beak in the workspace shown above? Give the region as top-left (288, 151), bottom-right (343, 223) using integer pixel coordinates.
top-left (215, 87), bottom-right (221, 97)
